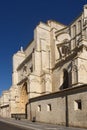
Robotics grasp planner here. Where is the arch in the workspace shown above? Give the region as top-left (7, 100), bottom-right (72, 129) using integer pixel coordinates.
top-left (56, 32), bottom-right (71, 44)
top-left (19, 82), bottom-right (28, 118)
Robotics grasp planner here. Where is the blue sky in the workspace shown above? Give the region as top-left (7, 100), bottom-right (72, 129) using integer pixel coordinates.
top-left (0, 0), bottom-right (86, 95)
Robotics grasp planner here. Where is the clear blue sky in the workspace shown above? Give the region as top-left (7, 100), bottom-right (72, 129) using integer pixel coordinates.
top-left (0, 0), bottom-right (86, 95)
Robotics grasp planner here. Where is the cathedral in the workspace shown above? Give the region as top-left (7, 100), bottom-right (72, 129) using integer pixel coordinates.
top-left (1, 4), bottom-right (87, 128)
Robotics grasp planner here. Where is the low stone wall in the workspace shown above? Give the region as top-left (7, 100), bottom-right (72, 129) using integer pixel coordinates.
top-left (29, 85), bottom-right (87, 128)
top-left (11, 113), bottom-right (26, 119)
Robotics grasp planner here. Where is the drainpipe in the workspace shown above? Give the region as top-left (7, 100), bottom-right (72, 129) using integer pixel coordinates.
top-left (65, 94), bottom-right (69, 127)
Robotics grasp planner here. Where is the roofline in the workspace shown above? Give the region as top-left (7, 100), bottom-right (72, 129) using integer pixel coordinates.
top-left (24, 39), bottom-right (34, 51)
top-left (29, 84), bottom-right (87, 103)
top-left (47, 19), bottom-right (67, 27)
top-left (68, 12), bottom-right (83, 27)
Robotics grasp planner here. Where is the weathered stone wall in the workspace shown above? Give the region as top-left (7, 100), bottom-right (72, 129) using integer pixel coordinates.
top-left (0, 91), bottom-right (10, 118)
top-left (29, 85), bottom-right (87, 128)
top-left (68, 89), bottom-right (87, 128)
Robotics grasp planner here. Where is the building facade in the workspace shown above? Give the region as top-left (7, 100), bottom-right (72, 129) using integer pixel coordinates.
top-left (1, 4), bottom-right (87, 128)
top-left (0, 90), bottom-right (10, 118)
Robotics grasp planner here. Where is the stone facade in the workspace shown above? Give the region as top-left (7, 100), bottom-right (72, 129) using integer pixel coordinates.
top-left (1, 4), bottom-right (87, 128)
top-left (30, 85), bottom-right (87, 128)
top-left (0, 90), bottom-right (10, 118)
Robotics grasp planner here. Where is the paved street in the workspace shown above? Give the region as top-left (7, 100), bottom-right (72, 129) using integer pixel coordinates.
top-left (0, 121), bottom-right (29, 130)
top-left (0, 117), bottom-right (87, 130)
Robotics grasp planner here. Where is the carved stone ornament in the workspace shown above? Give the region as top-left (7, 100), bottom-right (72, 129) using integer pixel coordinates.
top-left (56, 32), bottom-right (71, 47)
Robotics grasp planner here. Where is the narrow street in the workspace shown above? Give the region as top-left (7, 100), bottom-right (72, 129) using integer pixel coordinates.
top-left (0, 121), bottom-right (29, 130)
top-left (0, 117), bottom-right (87, 130)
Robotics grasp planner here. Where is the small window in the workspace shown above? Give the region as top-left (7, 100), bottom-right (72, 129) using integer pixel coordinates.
top-left (47, 104), bottom-right (52, 111)
top-left (74, 100), bottom-right (82, 110)
top-left (62, 40), bottom-right (70, 56)
top-left (62, 45), bottom-right (69, 55)
top-left (37, 105), bottom-right (41, 111)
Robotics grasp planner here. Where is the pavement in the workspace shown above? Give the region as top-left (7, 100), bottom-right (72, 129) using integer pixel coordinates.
top-left (0, 117), bottom-right (87, 130)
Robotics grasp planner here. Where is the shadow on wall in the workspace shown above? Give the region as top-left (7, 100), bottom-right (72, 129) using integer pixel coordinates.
top-left (60, 69), bottom-right (69, 90)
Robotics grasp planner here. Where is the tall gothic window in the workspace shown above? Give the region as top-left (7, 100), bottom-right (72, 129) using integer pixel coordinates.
top-left (84, 20), bottom-right (87, 39)
top-left (72, 25), bottom-right (76, 48)
top-left (78, 20), bottom-right (81, 33)
top-left (77, 20), bottom-right (82, 42)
